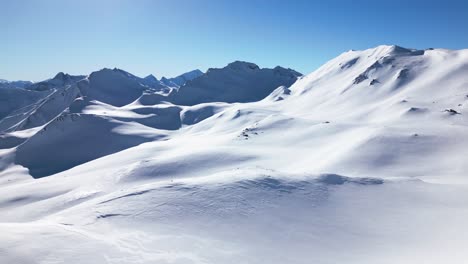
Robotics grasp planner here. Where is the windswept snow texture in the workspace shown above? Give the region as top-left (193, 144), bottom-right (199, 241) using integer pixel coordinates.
top-left (1, 45), bottom-right (468, 263)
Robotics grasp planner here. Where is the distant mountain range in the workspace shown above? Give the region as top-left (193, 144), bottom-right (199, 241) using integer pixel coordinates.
top-left (0, 62), bottom-right (301, 136)
top-left (1, 68), bottom-right (204, 91)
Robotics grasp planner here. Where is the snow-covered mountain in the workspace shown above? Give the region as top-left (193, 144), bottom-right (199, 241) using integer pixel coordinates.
top-left (140, 74), bottom-right (162, 88)
top-left (0, 63), bottom-right (300, 134)
top-left (0, 79), bottom-right (33, 89)
top-left (1, 45), bottom-right (468, 263)
top-left (160, 69), bottom-right (204, 87)
top-left (169, 62), bottom-right (301, 105)
top-left (26, 72), bottom-right (86, 91)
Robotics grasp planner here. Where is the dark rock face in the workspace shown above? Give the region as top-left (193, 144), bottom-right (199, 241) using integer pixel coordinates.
top-left (444, 109), bottom-right (460, 115)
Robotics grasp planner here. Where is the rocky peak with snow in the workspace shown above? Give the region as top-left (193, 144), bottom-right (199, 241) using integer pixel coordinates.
top-left (26, 72), bottom-right (85, 91)
top-left (144, 74), bottom-right (158, 82)
top-left (160, 69), bottom-right (204, 87)
top-left (225, 61), bottom-right (260, 71)
top-left (170, 61), bottom-right (302, 105)
top-left (82, 68), bottom-right (149, 106)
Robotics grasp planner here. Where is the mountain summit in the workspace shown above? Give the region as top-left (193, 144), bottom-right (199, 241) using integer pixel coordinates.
top-left (160, 69), bottom-right (204, 87)
top-left (169, 61), bottom-right (301, 105)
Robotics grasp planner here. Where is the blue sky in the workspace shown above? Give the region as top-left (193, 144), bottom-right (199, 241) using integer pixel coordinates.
top-left (1, 0), bottom-right (467, 81)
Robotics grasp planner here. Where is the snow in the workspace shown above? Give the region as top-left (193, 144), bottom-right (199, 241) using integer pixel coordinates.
top-left (0, 63), bottom-right (297, 134)
top-left (83, 69), bottom-right (150, 107)
top-left (170, 61), bottom-right (301, 105)
top-left (0, 84), bottom-right (80, 133)
top-left (15, 113), bottom-right (165, 178)
top-left (0, 80), bottom-right (33, 89)
top-left (0, 87), bottom-right (51, 122)
top-left (1, 45), bottom-right (468, 263)
top-left (160, 69), bottom-right (204, 88)
top-left (26, 72), bottom-right (85, 91)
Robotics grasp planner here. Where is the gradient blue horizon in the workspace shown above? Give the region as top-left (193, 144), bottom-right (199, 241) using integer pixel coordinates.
top-left (1, 0), bottom-right (467, 81)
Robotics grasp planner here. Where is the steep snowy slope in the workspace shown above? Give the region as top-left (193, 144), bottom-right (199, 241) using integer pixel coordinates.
top-left (0, 87), bottom-right (50, 121)
top-left (270, 45), bottom-right (468, 178)
top-left (1, 45), bottom-right (468, 264)
top-left (0, 85), bottom-right (81, 133)
top-left (0, 73), bottom-right (86, 133)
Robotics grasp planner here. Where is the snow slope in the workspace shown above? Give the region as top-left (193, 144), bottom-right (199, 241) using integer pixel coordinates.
top-left (0, 73), bottom-right (87, 133)
top-left (15, 113), bottom-right (165, 178)
top-left (1, 45), bottom-right (468, 263)
top-left (0, 83), bottom-right (83, 134)
top-left (0, 87), bottom-right (50, 122)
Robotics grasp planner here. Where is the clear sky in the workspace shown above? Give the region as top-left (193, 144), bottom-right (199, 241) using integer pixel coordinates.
top-left (1, 0), bottom-right (467, 81)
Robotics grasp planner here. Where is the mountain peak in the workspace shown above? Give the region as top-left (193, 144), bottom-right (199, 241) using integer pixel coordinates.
top-left (226, 61), bottom-right (260, 71)
top-left (364, 45), bottom-right (425, 57)
top-left (172, 61), bottom-right (301, 105)
top-left (92, 68), bottom-right (140, 81)
top-left (273, 66), bottom-right (303, 77)
top-left (144, 74), bottom-right (158, 82)
top-left (182, 69), bottom-right (203, 77)
top-left (160, 69), bottom-right (204, 87)
top-left (53, 72), bottom-right (67, 80)
top-left (190, 69), bottom-right (203, 74)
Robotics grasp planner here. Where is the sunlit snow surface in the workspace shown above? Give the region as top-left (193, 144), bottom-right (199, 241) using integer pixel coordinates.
top-left (1, 46), bottom-right (468, 263)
